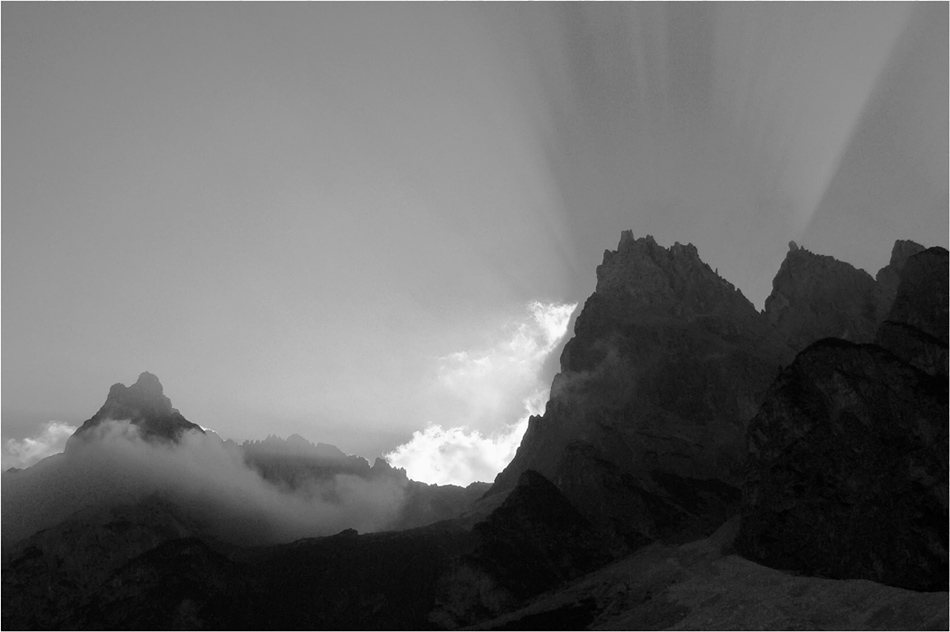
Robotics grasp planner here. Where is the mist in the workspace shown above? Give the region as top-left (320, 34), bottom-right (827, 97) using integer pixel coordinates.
top-left (1, 420), bottom-right (406, 548)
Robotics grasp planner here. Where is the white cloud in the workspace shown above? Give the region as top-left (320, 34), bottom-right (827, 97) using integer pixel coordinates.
top-left (384, 418), bottom-right (529, 487)
top-left (386, 301), bottom-right (575, 486)
top-left (2, 421), bottom-right (77, 470)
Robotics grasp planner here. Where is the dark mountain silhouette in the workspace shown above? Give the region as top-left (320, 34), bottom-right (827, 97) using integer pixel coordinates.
top-left (490, 232), bottom-right (793, 547)
top-left (3, 233), bottom-right (947, 630)
top-left (875, 247), bottom-right (949, 376)
top-left (68, 371), bottom-right (204, 446)
top-left (738, 246), bottom-right (949, 591)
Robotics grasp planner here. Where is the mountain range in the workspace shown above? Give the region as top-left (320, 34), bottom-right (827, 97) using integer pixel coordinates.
top-left (2, 233), bottom-right (946, 630)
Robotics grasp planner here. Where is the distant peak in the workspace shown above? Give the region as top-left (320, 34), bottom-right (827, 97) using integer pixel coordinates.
top-left (131, 371), bottom-right (165, 398)
top-left (69, 372), bottom-right (202, 446)
top-left (135, 370), bottom-right (163, 388)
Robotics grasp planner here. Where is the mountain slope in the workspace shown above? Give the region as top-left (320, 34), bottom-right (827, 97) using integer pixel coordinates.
top-left (491, 233), bottom-right (793, 546)
top-left (738, 246), bottom-right (949, 591)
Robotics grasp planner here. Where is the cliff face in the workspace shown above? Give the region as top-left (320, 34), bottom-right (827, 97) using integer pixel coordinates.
top-left (492, 233), bottom-right (793, 546)
top-left (765, 243), bottom-right (875, 349)
top-left (738, 247), bottom-right (949, 591)
top-left (762, 240), bottom-right (927, 352)
top-left (737, 340), bottom-right (948, 591)
top-left (875, 247), bottom-right (949, 377)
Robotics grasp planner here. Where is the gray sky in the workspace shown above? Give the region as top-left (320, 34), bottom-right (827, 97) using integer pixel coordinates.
top-left (3, 4), bottom-right (946, 480)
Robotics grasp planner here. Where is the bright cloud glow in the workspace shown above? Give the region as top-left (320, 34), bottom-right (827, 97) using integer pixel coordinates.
top-left (2, 421), bottom-right (77, 470)
top-left (386, 301), bottom-right (576, 486)
top-left (383, 419), bottom-right (529, 488)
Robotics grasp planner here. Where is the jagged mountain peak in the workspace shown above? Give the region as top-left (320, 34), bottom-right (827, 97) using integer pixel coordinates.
top-left (888, 239), bottom-right (926, 267)
top-left (764, 238), bottom-right (934, 352)
top-left (596, 232), bottom-right (748, 317)
top-left (103, 371), bottom-right (176, 417)
top-left (243, 433), bottom-right (351, 461)
top-left (763, 242), bottom-right (881, 350)
top-left (69, 372), bottom-right (202, 445)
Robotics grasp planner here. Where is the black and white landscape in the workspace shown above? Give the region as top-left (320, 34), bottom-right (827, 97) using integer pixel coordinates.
top-left (3, 4), bottom-right (947, 630)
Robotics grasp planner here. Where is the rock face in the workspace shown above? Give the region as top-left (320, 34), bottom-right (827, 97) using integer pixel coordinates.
top-left (739, 249), bottom-right (949, 591)
top-left (68, 371), bottom-right (203, 445)
top-left (491, 233), bottom-right (793, 546)
top-left (876, 239), bottom-right (927, 307)
top-left (762, 239), bottom-right (929, 354)
top-left (875, 247), bottom-right (949, 377)
top-left (764, 243), bottom-right (883, 350)
top-left (737, 340), bottom-right (948, 591)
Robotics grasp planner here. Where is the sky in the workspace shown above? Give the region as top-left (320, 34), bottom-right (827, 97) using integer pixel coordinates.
top-left (3, 4), bottom-right (947, 483)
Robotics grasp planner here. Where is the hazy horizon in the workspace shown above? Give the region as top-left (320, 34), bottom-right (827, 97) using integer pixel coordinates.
top-left (3, 4), bottom-right (947, 483)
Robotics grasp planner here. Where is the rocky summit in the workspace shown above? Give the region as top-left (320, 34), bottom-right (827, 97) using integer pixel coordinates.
top-left (68, 371), bottom-right (204, 445)
top-left (766, 241), bottom-right (898, 351)
top-left (491, 232), bottom-right (793, 547)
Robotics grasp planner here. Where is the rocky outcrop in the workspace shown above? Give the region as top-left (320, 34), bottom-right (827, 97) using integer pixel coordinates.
top-left (763, 239), bottom-right (929, 353)
top-left (875, 247), bottom-right (949, 377)
top-left (739, 245), bottom-right (949, 591)
top-left (68, 371), bottom-right (203, 446)
top-left (764, 243), bottom-right (883, 350)
top-left (491, 233), bottom-right (793, 547)
top-left (737, 339), bottom-right (948, 591)
top-left (876, 239), bottom-right (927, 307)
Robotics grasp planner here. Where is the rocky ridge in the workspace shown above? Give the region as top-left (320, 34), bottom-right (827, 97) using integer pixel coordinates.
top-left (492, 232), bottom-right (793, 547)
top-left (738, 246), bottom-right (949, 591)
top-left (490, 232), bottom-right (946, 592)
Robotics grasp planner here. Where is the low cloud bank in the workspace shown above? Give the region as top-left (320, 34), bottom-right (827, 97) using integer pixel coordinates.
top-left (2, 420), bottom-right (405, 547)
top-left (386, 301), bottom-right (575, 486)
top-left (2, 421), bottom-right (77, 470)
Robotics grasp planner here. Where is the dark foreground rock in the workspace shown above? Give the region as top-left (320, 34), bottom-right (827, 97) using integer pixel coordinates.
top-left (739, 245), bottom-right (949, 591)
top-left (475, 517), bottom-right (949, 631)
top-left (737, 340), bottom-right (948, 591)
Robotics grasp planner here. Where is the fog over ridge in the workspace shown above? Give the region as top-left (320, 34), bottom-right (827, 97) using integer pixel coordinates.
top-left (2, 419), bottom-right (406, 548)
